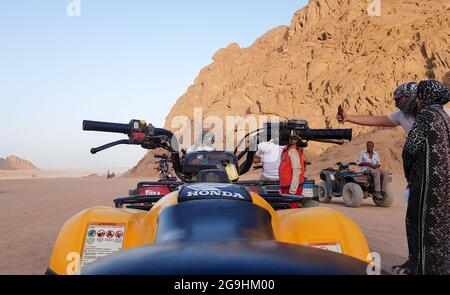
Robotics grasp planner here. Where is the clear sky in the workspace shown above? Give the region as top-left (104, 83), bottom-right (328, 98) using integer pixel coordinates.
top-left (0, 0), bottom-right (307, 171)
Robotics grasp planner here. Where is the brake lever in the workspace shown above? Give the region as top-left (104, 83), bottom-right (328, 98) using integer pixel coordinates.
top-left (90, 139), bottom-right (130, 154)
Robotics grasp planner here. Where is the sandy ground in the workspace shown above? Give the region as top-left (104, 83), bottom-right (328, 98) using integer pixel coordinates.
top-left (320, 176), bottom-right (408, 272)
top-left (0, 175), bottom-right (408, 275)
top-left (0, 169), bottom-right (129, 180)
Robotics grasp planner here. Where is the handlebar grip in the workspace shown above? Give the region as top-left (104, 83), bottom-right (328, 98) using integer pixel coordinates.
top-left (83, 120), bottom-right (130, 134)
top-left (300, 128), bottom-right (352, 141)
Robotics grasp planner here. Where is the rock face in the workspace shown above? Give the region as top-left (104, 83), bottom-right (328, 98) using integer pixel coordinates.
top-left (129, 0), bottom-right (450, 177)
top-left (165, 0), bottom-right (449, 130)
top-left (0, 155), bottom-right (39, 171)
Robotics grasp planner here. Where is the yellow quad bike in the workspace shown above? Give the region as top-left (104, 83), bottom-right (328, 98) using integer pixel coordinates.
top-left (47, 119), bottom-right (373, 275)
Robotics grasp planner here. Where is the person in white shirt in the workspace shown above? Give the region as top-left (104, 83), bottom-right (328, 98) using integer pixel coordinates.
top-left (253, 139), bottom-right (283, 181)
top-left (337, 82), bottom-right (450, 135)
top-left (357, 141), bottom-right (389, 200)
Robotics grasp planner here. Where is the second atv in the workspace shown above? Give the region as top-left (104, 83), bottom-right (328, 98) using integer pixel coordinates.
top-left (318, 162), bottom-right (394, 208)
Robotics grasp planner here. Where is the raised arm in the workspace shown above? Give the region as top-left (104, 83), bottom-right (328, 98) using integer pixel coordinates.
top-left (337, 108), bottom-right (398, 127)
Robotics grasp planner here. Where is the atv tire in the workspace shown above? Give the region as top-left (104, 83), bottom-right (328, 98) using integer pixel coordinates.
top-left (318, 181), bottom-right (332, 203)
top-left (342, 182), bottom-right (364, 208)
top-left (373, 189), bottom-right (394, 207)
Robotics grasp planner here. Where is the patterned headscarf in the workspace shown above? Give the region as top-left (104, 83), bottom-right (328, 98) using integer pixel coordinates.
top-left (417, 80), bottom-right (450, 107)
top-left (394, 82), bottom-right (418, 100)
top-left (393, 82), bottom-right (418, 115)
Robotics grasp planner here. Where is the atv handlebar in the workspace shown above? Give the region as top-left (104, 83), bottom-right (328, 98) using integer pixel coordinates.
top-left (83, 118), bottom-right (353, 182)
top-left (264, 120), bottom-right (352, 144)
top-left (83, 120), bottom-right (132, 134)
top-left (293, 128), bottom-right (352, 141)
top-left (239, 124), bottom-right (352, 175)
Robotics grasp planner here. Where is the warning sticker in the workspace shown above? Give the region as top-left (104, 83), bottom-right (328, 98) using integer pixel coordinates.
top-left (307, 241), bottom-right (343, 254)
top-left (81, 222), bottom-right (126, 269)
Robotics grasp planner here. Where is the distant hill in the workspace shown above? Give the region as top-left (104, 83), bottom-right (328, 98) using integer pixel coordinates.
top-left (0, 155), bottom-right (39, 171)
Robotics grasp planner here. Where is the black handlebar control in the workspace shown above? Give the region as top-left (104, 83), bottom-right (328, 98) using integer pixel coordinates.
top-left (83, 119), bottom-right (151, 136)
top-left (83, 119), bottom-right (155, 154)
top-left (83, 120), bottom-right (131, 134)
top-left (264, 120), bottom-right (352, 145)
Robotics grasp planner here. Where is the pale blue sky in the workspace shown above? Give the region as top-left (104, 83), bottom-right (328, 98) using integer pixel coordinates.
top-left (0, 0), bottom-right (307, 170)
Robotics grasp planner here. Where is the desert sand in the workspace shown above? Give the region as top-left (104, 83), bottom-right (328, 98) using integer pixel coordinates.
top-left (0, 175), bottom-right (407, 275)
top-left (0, 170), bottom-right (100, 180)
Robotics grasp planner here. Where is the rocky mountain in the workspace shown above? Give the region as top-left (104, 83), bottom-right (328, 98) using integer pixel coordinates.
top-left (128, 0), bottom-right (450, 177)
top-left (0, 155), bottom-right (39, 171)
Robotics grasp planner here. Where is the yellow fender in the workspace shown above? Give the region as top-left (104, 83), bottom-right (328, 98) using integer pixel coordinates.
top-left (251, 193), bottom-right (371, 263)
top-left (49, 192), bottom-right (370, 274)
top-left (276, 207), bottom-right (371, 262)
top-left (49, 193), bottom-right (178, 275)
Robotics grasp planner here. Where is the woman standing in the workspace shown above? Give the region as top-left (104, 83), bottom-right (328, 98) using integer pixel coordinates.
top-left (402, 80), bottom-right (450, 275)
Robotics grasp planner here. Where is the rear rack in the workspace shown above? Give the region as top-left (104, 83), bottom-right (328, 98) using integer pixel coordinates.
top-left (114, 194), bottom-right (308, 211)
top-left (114, 195), bottom-right (163, 208)
top-left (236, 180), bottom-right (280, 185)
top-left (136, 181), bottom-right (183, 190)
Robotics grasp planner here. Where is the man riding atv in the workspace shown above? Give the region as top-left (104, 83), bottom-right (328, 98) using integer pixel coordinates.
top-left (318, 140), bottom-right (393, 208)
top-left (357, 141), bottom-right (389, 201)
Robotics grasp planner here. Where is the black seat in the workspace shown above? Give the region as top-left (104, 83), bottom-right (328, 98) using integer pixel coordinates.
top-left (155, 199), bottom-right (274, 242)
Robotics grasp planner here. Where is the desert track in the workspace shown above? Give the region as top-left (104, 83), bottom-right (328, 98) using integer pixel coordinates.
top-left (0, 176), bottom-right (407, 274)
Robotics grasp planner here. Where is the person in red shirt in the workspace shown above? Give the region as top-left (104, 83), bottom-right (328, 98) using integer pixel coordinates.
top-left (279, 136), bottom-right (305, 196)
